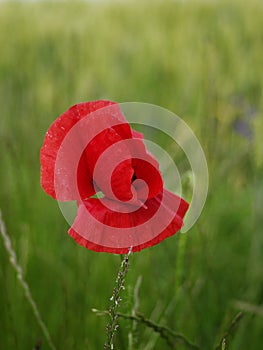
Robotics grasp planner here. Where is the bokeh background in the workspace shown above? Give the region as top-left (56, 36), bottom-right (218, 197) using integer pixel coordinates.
top-left (0, 0), bottom-right (263, 349)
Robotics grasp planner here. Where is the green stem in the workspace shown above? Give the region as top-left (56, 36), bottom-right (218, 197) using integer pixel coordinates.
top-left (104, 249), bottom-right (132, 350)
top-left (94, 308), bottom-right (199, 350)
top-left (214, 312), bottom-right (244, 350)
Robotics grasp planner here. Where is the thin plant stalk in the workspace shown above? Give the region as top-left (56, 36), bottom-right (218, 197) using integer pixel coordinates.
top-left (0, 210), bottom-right (57, 350)
top-left (104, 248), bottom-right (132, 350)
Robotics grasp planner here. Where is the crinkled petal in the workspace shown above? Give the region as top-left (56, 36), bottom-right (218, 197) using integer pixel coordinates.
top-left (40, 100), bottom-right (131, 200)
top-left (129, 131), bottom-right (163, 198)
top-left (83, 128), bottom-right (135, 201)
top-left (68, 189), bottom-right (189, 254)
top-left (131, 128), bottom-right (144, 140)
top-left (132, 158), bottom-right (163, 199)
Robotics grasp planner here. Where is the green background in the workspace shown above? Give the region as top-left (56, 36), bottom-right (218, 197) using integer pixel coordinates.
top-left (0, 0), bottom-right (263, 349)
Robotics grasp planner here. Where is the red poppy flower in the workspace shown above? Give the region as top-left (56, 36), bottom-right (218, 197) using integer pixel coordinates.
top-left (40, 100), bottom-right (189, 254)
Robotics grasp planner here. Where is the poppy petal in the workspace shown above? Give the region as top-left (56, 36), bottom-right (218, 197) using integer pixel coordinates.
top-left (40, 100), bottom-right (130, 200)
top-left (129, 131), bottom-right (163, 199)
top-left (131, 128), bottom-right (144, 140)
top-left (132, 158), bottom-right (163, 200)
top-left (83, 128), bottom-right (135, 201)
top-left (68, 189), bottom-right (189, 254)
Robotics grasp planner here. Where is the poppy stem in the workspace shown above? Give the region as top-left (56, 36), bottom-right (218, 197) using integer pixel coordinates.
top-left (104, 248), bottom-right (132, 350)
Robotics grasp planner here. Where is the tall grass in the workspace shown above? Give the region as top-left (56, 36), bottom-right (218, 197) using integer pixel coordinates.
top-left (0, 0), bottom-right (263, 349)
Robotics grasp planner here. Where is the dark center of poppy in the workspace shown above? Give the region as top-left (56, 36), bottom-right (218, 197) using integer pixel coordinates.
top-left (132, 172), bottom-right (137, 182)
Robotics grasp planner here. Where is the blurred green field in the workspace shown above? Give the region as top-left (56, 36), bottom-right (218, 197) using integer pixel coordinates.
top-left (0, 0), bottom-right (263, 349)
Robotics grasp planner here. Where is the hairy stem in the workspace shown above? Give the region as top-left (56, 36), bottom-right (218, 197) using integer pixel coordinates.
top-left (214, 312), bottom-right (244, 350)
top-left (104, 248), bottom-right (132, 349)
top-left (94, 308), bottom-right (199, 350)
